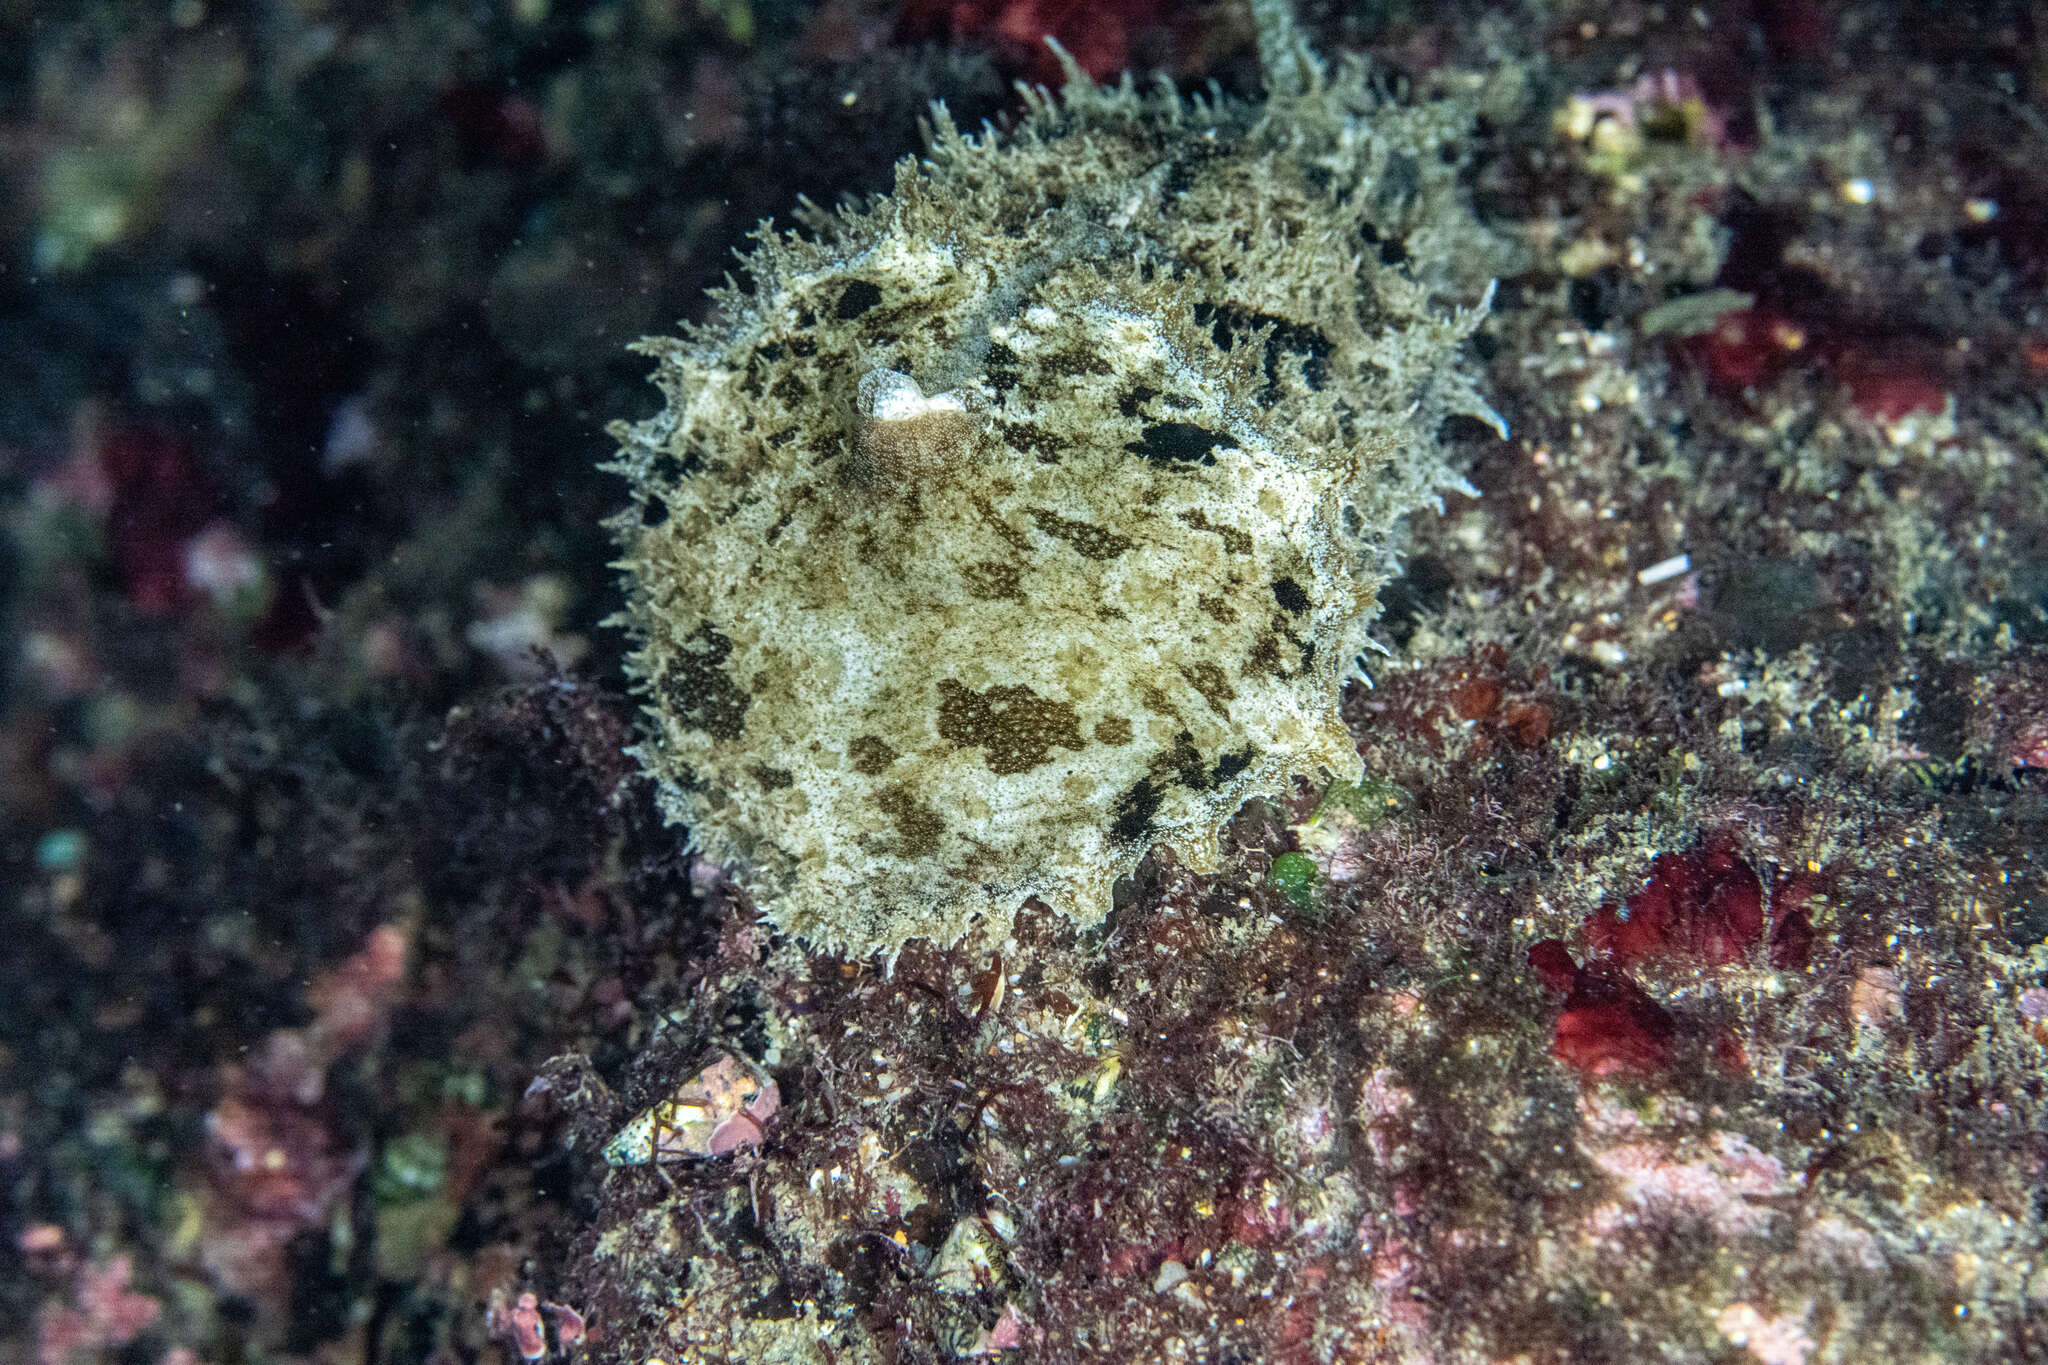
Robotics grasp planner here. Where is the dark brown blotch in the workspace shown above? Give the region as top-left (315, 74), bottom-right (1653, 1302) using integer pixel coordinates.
top-left (656, 623), bottom-right (751, 741)
top-left (1165, 729), bottom-right (1207, 789)
top-left (971, 494), bottom-right (1033, 555)
top-left (875, 785), bottom-right (945, 857)
top-left (848, 736), bottom-right (899, 775)
top-left (998, 420), bottom-right (1064, 464)
top-left (1095, 716), bottom-right (1133, 746)
top-left (962, 560), bottom-right (1025, 602)
top-left (1028, 508), bottom-right (1132, 561)
top-left (1181, 661), bottom-right (1237, 719)
top-left (1045, 344), bottom-right (1113, 378)
top-left (937, 679), bottom-right (1085, 775)
top-left (1180, 508), bottom-right (1252, 555)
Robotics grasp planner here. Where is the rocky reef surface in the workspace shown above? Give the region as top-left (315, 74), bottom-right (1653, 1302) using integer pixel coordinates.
top-left (1, 1), bottom-right (2046, 1363)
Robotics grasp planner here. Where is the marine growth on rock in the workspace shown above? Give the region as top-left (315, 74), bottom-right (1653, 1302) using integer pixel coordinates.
top-left (609, 9), bottom-right (1502, 956)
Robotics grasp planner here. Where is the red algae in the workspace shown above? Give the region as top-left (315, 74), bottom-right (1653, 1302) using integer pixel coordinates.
top-left (435, 80), bottom-right (549, 171)
top-left (1837, 349), bottom-right (1949, 423)
top-left (1530, 942), bottom-right (1677, 1077)
top-left (894, 0), bottom-right (1202, 85)
top-left (1540, 839), bottom-right (1825, 1078)
top-left (194, 926), bottom-right (406, 1308)
top-left (1527, 937), bottom-right (1579, 995)
top-left (1767, 872), bottom-right (1820, 970)
top-left (1349, 641), bottom-right (1554, 764)
top-left (97, 426), bottom-right (220, 616)
top-left (1682, 305), bottom-right (1809, 395)
top-left (1587, 831), bottom-right (1764, 969)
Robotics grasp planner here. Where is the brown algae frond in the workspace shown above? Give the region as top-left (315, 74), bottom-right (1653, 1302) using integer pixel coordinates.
top-left (608, 16), bottom-right (1501, 957)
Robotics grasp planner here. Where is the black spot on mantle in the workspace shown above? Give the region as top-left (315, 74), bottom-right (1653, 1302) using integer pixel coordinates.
top-left (1272, 576), bottom-right (1310, 615)
top-left (1111, 778), bottom-right (1162, 844)
top-left (835, 279), bottom-right (883, 320)
top-left (1211, 747), bottom-right (1254, 785)
top-left (1125, 421), bottom-right (1229, 467)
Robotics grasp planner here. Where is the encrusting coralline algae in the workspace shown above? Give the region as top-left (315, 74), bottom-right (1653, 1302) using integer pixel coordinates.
top-left (608, 0), bottom-right (1504, 957)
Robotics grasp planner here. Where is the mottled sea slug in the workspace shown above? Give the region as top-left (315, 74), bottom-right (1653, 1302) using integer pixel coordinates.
top-left (609, 7), bottom-right (1502, 957)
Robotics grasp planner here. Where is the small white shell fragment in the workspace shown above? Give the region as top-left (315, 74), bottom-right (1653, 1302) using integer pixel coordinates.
top-left (1636, 553), bottom-right (1691, 586)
